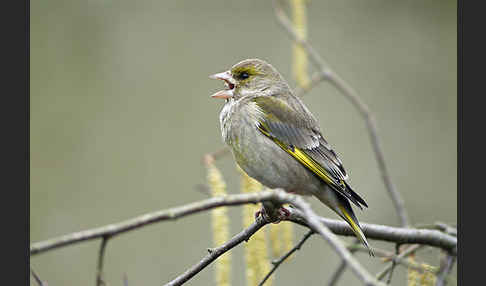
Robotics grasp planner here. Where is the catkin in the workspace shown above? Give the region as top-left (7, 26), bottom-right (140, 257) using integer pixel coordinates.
top-left (269, 224), bottom-right (283, 259)
top-left (291, 0), bottom-right (310, 89)
top-left (269, 219), bottom-right (294, 259)
top-left (407, 254), bottom-right (419, 286)
top-left (207, 162), bottom-right (231, 286)
top-left (407, 254), bottom-right (438, 286)
top-left (238, 167), bottom-right (273, 286)
top-left (281, 221), bottom-right (294, 255)
top-left (420, 263), bottom-right (437, 286)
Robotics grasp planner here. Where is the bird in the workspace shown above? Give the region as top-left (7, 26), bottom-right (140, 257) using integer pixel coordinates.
top-left (209, 58), bottom-right (373, 255)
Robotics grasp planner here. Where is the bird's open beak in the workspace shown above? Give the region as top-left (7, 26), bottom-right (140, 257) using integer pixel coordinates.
top-left (209, 70), bottom-right (236, 99)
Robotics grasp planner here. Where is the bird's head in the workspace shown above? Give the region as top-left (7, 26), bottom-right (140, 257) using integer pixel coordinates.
top-left (210, 58), bottom-right (290, 101)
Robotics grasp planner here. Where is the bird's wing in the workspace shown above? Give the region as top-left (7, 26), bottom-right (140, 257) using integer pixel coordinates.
top-left (251, 96), bottom-right (368, 209)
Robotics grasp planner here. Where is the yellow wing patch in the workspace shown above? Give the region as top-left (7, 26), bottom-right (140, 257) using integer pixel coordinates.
top-left (257, 124), bottom-right (342, 189)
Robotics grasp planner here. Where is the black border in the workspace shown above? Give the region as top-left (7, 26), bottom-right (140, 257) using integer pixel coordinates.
top-left (457, 0), bottom-right (462, 284)
top-left (460, 0), bottom-right (485, 285)
top-left (3, 0), bottom-right (29, 284)
top-left (27, 0), bottom-right (31, 284)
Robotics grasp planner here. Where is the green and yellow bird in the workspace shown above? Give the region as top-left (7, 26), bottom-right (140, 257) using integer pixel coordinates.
top-left (209, 58), bottom-right (372, 254)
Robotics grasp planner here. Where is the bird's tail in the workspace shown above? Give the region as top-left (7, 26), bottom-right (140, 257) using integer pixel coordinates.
top-left (314, 190), bottom-right (374, 256)
top-left (337, 202), bottom-right (374, 256)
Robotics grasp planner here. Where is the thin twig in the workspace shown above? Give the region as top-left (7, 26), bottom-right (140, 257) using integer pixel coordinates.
top-left (164, 217), bottom-right (269, 286)
top-left (435, 253), bottom-right (456, 286)
top-left (416, 222), bottom-right (457, 237)
top-left (347, 244), bottom-right (438, 274)
top-left (273, 0), bottom-right (409, 227)
top-left (30, 191), bottom-right (457, 256)
top-left (202, 147), bottom-right (230, 165)
top-left (376, 245), bottom-right (422, 280)
top-left (31, 267), bottom-right (48, 286)
top-left (328, 240), bottom-right (360, 286)
top-left (327, 260), bottom-right (347, 286)
top-left (434, 223), bottom-right (457, 237)
top-left (258, 230), bottom-right (314, 286)
top-left (294, 71), bottom-right (327, 97)
top-left (385, 244), bottom-right (401, 284)
top-left (123, 273), bottom-right (129, 286)
top-left (96, 236), bottom-right (110, 286)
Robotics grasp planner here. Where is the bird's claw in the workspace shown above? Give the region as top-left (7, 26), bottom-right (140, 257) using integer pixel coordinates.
top-left (254, 206), bottom-right (291, 223)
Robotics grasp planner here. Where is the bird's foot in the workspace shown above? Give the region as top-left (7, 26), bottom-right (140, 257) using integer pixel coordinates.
top-left (271, 206), bottom-right (292, 224)
top-left (254, 208), bottom-right (267, 220)
top-left (254, 206), bottom-right (291, 224)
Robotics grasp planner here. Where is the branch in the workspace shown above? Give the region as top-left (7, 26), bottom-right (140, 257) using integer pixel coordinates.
top-left (327, 260), bottom-right (348, 286)
top-left (31, 191), bottom-right (278, 255)
top-left (287, 209), bottom-right (456, 254)
top-left (96, 236), bottom-right (110, 286)
top-left (385, 244), bottom-right (401, 284)
top-left (375, 245), bottom-right (423, 280)
top-left (258, 230), bottom-right (314, 286)
top-left (327, 240), bottom-right (360, 286)
top-left (31, 267), bottom-right (48, 286)
top-left (273, 0), bottom-right (409, 227)
top-left (202, 147), bottom-right (230, 164)
top-left (30, 192), bottom-right (456, 257)
top-left (164, 217), bottom-right (268, 286)
top-left (348, 244), bottom-right (438, 274)
top-left (416, 222), bottom-right (457, 237)
top-left (435, 253), bottom-right (456, 286)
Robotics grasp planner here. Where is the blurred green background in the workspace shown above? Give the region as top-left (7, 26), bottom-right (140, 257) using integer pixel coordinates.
top-left (30, 0), bottom-right (456, 285)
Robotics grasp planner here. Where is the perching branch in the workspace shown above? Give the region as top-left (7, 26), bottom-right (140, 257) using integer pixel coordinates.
top-left (30, 191), bottom-right (456, 286)
top-left (273, 0), bottom-right (409, 227)
top-left (258, 230), bottom-right (314, 286)
top-left (176, 190), bottom-right (382, 285)
top-left (31, 191), bottom-right (278, 256)
top-left (30, 191), bottom-right (456, 257)
top-left (31, 190), bottom-right (383, 285)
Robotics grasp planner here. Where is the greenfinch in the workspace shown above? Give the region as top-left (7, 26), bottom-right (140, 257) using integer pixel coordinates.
top-left (210, 58), bottom-right (372, 254)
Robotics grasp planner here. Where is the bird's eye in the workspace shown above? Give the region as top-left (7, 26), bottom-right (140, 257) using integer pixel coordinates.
top-left (239, 72), bottom-right (249, 80)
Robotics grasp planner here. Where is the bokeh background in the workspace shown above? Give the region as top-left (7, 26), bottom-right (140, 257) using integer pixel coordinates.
top-left (30, 0), bottom-right (457, 285)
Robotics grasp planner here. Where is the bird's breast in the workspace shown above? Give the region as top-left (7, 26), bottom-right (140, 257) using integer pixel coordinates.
top-left (219, 100), bottom-right (321, 195)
